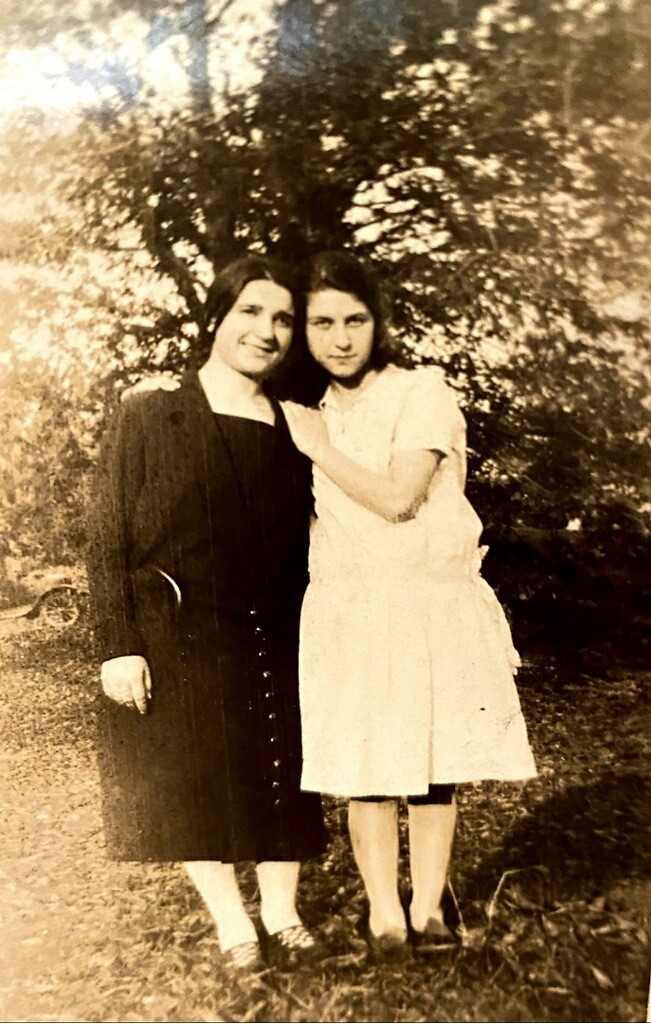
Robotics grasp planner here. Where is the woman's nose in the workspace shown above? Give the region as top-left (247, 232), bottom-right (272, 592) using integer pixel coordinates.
top-left (256, 312), bottom-right (275, 340)
top-left (332, 323), bottom-right (352, 349)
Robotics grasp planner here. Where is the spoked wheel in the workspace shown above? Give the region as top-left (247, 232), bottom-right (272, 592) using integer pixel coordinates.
top-left (38, 587), bottom-right (82, 629)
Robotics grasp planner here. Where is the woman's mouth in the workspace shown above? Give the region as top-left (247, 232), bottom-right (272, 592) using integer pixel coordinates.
top-left (246, 342), bottom-right (277, 356)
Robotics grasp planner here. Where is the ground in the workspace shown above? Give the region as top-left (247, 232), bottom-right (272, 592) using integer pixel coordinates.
top-left (0, 623), bottom-right (648, 1023)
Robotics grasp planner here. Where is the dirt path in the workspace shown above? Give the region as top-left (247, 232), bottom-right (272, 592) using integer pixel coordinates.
top-left (1, 747), bottom-right (105, 1018)
top-left (2, 663), bottom-right (112, 1019)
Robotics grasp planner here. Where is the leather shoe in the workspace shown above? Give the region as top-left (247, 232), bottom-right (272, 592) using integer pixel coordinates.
top-left (221, 939), bottom-right (267, 978)
top-left (262, 922), bottom-right (323, 970)
top-left (404, 883), bottom-right (463, 950)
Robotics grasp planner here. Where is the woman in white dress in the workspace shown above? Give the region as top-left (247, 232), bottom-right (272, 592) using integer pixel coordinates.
top-left (283, 251), bottom-right (536, 957)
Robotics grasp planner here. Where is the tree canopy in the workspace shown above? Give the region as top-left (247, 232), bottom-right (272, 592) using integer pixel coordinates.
top-left (0, 0), bottom-right (649, 649)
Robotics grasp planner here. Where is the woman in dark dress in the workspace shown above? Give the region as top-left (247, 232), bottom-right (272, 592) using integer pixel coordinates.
top-left (86, 256), bottom-right (327, 973)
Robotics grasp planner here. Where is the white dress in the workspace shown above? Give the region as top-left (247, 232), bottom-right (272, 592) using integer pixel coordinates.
top-left (299, 365), bottom-right (537, 797)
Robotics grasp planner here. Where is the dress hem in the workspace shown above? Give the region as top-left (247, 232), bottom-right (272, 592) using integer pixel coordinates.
top-left (300, 770), bottom-right (538, 798)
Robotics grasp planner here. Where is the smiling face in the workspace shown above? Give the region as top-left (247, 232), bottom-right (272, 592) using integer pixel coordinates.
top-left (209, 278), bottom-right (295, 379)
top-left (306, 289), bottom-right (375, 382)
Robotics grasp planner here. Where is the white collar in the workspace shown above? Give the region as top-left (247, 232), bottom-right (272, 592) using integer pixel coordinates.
top-left (318, 366), bottom-right (398, 412)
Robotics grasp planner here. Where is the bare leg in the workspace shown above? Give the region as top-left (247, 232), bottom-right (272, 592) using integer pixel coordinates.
top-left (256, 860), bottom-right (302, 935)
top-left (184, 860), bottom-right (258, 953)
top-left (407, 798), bottom-right (457, 932)
top-left (348, 799), bottom-right (407, 939)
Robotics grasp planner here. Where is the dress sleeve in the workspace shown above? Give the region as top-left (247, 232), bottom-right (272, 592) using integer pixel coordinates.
top-left (392, 367), bottom-right (465, 456)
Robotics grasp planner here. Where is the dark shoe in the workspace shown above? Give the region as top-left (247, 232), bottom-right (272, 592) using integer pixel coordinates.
top-left (356, 907), bottom-right (411, 964)
top-left (221, 939), bottom-right (267, 978)
top-left (410, 915), bottom-right (456, 949)
top-left (405, 883), bottom-right (463, 951)
top-left (262, 922), bottom-right (323, 970)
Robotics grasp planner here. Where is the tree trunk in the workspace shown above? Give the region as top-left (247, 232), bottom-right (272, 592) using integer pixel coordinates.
top-left (183, 0), bottom-right (214, 121)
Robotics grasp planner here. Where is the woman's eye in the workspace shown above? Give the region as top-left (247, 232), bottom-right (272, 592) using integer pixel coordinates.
top-left (240, 306), bottom-right (258, 315)
top-left (275, 314), bottom-right (294, 329)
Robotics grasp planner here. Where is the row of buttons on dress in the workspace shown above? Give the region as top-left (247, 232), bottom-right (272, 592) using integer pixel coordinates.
top-left (250, 608), bottom-right (283, 812)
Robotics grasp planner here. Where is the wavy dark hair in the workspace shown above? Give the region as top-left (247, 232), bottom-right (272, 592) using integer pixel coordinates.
top-left (272, 250), bottom-right (398, 404)
top-left (196, 254), bottom-right (305, 370)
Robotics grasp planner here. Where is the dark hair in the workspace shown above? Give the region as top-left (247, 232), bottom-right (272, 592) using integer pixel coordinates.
top-left (304, 251), bottom-right (392, 370)
top-left (197, 254), bottom-right (304, 368)
top-left (269, 250), bottom-right (399, 404)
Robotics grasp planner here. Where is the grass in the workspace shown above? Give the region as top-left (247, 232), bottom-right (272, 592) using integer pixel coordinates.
top-left (0, 624), bottom-right (648, 1023)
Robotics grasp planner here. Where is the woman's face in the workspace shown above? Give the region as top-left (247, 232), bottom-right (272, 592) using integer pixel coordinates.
top-left (210, 279), bottom-right (295, 379)
top-left (306, 289), bottom-right (375, 381)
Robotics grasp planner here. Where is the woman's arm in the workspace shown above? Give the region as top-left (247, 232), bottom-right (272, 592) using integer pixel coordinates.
top-left (86, 399), bottom-right (156, 711)
top-left (316, 445), bottom-right (441, 523)
top-left (86, 398), bottom-right (147, 662)
top-left (282, 403), bottom-right (442, 523)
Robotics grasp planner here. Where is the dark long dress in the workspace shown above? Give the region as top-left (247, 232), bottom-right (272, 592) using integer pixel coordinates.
top-left (87, 374), bottom-right (326, 862)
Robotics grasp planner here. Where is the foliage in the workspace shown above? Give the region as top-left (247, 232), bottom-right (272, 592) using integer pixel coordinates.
top-left (0, 0), bottom-right (649, 647)
top-left (0, 113), bottom-right (190, 571)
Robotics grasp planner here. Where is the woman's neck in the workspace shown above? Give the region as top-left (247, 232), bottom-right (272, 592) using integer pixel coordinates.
top-left (198, 358), bottom-right (273, 421)
top-left (329, 367), bottom-right (380, 408)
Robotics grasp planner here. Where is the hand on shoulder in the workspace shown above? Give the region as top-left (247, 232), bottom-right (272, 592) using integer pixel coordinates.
top-left (121, 374), bottom-right (180, 404)
top-left (281, 401), bottom-right (330, 460)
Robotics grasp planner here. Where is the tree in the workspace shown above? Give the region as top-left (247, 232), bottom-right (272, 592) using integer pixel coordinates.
top-left (0, 0), bottom-right (648, 653)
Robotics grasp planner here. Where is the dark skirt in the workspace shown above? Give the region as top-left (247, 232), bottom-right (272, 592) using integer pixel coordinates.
top-left (96, 580), bottom-right (327, 862)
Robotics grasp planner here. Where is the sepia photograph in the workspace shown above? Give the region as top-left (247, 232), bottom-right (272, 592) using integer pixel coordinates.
top-left (0, 1), bottom-right (649, 1021)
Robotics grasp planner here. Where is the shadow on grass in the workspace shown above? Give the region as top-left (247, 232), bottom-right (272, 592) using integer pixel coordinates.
top-left (467, 770), bottom-right (649, 906)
